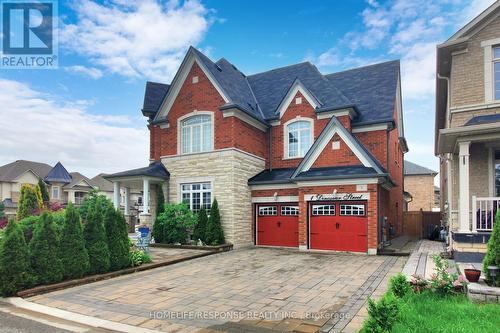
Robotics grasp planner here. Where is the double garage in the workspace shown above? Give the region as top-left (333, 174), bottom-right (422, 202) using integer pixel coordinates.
top-left (255, 201), bottom-right (368, 253)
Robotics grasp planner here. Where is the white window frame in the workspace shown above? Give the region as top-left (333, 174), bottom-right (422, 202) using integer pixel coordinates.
top-left (258, 206), bottom-right (277, 216)
top-left (52, 186), bottom-right (60, 199)
top-left (493, 46), bottom-right (500, 101)
top-left (284, 117), bottom-right (314, 159)
top-left (312, 204), bottom-right (336, 216)
top-left (180, 182), bottom-right (212, 213)
top-left (339, 204), bottom-right (366, 216)
top-left (177, 111), bottom-right (214, 155)
top-left (280, 205), bottom-right (299, 216)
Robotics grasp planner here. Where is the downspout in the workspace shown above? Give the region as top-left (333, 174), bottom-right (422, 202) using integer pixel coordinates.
top-left (437, 73), bottom-right (451, 129)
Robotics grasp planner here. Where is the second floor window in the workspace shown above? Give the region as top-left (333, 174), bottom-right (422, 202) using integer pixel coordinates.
top-left (181, 114), bottom-right (212, 154)
top-left (52, 186), bottom-right (59, 199)
top-left (494, 46), bottom-right (500, 100)
top-left (287, 120), bottom-right (312, 158)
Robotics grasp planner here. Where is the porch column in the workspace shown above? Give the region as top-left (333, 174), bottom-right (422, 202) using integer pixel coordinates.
top-left (458, 141), bottom-right (471, 232)
top-left (113, 181), bottom-right (121, 209)
top-left (143, 178), bottom-right (150, 214)
top-left (124, 187), bottom-right (130, 215)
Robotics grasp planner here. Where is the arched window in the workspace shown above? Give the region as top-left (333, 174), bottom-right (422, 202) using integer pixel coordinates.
top-left (180, 114), bottom-right (212, 154)
top-left (286, 120), bottom-right (312, 158)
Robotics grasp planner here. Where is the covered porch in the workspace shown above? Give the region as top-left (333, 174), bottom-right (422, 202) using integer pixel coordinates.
top-left (104, 162), bottom-right (169, 227)
top-left (438, 118), bottom-right (500, 258)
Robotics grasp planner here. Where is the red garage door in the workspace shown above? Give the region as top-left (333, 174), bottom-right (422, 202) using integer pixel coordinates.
top-left (256, 204), bottom-right (299, 247)
top-left (309, 201), bottom-right (367, 252)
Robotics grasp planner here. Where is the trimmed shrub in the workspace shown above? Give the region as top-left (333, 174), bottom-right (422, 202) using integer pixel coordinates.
top-left (105, 206), bottom-right (131, 271)
top-left (17, 184), bottom-right (42, 220)
top-left (483, 212), bottom-right (500, 286)
top-left (361, 293), bottom-right (400, 333)
top-left (156, 185), bottom-right (165, 216)
top-left (60, 203), bottom-right (89, 279)
top-left (193, 207), bottom-right (208, 243)
top-left (83, 197), bottom-right (110, 274)
top-left (389, 273), bottom-right (412, 298)
top-left (154, 203), bottom-right (196, 244)
top-left (29, 212), bottom-right (63, 284)
top-left (0, 219), bottom-right (33, 296)
top-left (38, 177), bottom-right (49, 204)
top-left (79, 190), bottom-right (109, 222)
top-left (206, 199), bottom-right (225, 245)
top-left (18, 215), bottom-right (39, 243)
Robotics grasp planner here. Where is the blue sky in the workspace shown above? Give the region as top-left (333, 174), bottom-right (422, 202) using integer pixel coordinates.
top-left (0, 0), bottom-right (495, 178)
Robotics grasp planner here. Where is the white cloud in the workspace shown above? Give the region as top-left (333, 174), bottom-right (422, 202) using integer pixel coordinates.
top-left (61, 0), bottom-right (213, 82)
top-left (65, 65), bottom-right (103, 79)
top-left (0, 78), bottom-right (149, 177)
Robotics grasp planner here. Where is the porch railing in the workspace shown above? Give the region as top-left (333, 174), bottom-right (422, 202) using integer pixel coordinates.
top-left (472, 196), bottom-right (499, 232)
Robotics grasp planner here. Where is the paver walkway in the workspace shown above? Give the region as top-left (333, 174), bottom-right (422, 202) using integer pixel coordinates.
top-left (29, 248), bottom-right (404, 332)
top-left (402, 240), bottom-right (445, 279)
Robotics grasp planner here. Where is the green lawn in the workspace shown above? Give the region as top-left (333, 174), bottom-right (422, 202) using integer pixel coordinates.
top-left (391, 292), bottom-right (500, 333)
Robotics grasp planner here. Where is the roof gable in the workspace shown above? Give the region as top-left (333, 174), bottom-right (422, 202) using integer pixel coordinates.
top-left (446, 2), bottom-right (500, 43)
top-left (292, 117), bottom-right (385, 178)
top-left (275, 79), bottom-right (321, 118)
top-left (0, 160), bottom-right (52, 182)
top-left (154, 47), bottom-right (231, 121)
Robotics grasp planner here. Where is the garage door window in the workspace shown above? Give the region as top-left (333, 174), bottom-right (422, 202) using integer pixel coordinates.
top-left (281, 206), bottom-right (299, 216)
top-left (312, 204), bottom-right (335, 215)
top-left (259, 206), bottom-right (277, 216)
top-left (340, 204), bottom-right (365, 216)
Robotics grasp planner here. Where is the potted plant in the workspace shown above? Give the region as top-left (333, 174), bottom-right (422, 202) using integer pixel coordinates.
top-left (464, 268), bottom-right (481, 282)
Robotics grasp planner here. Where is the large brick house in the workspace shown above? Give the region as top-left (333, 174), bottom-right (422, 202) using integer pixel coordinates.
top-left (107, 46), bottom-right (407, 254)
top-left (436, 2), bottom-right (500, 261)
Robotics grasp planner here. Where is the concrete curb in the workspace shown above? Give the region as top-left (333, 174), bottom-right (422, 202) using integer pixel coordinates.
top-left (17, 251), bottom-right (217, 298)
top-left (0, 297), bottom-right (161, 333)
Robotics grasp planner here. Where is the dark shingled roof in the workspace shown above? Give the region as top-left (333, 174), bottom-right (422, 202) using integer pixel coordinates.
top-left (143, 47), bottom-right (400, 126)
top-left (142, 81), bottom-right (170, 116)
top-left (248, 168), bottom-right (295, 184)
top-left (248, 165), bottom-right (381, 185)
top-left (294, 166), bottom-right (378, 180)
top-left (464, 114), bottom-right (500, 126)
top-left (104, 162), bottom-right (170, 180)
top-left (44, 162), bottom-right (72, 183)
top-left (325, 60), bottom-right (400, 125)
top-left (247, 62), bottom-right (352, 120)
top-left (404, 161), bottom-right (437, 176)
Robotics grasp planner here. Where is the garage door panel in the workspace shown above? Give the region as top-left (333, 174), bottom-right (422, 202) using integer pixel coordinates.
top-left (256, 204), bottom-right (298, 247)
top-left (309, 201), bottom-right (367, 252)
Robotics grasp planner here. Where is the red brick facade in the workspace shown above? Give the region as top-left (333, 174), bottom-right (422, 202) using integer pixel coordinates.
top-left (149, 59), bottom-right (405, 253)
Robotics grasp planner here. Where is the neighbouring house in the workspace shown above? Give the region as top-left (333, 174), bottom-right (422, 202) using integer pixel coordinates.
top-left (0, 160), bottom-right (141, 219)
top-left (404, 160), bottom-right (439, 211)
top-left (435, 2), bottom-right (500, 261)
top-left (107, 46), bottom-right (407, 254)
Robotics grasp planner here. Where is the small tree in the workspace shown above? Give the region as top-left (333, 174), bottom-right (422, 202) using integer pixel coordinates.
top-left (38, 178), bottom-right (49, 204)
top-left (484, 212), bottom-right (500, 286)
top-left (30, 212), bottom-right (63, 284)
top-left (193, 207), bottom-right (208, 243)
top-left (83, 197), bottom-right (110, 274)
top-left (60, 203), bottom-right (89, 279)
top-left (0, 201), bottom-right (5, 219)
top-left (0, 220), bottom-right (32, 296)
top-left (17, 184), bottom-right (42, 220)
top-left (206, 199), bottom-right (225, 245)
top-left (156, 184), bottom-right (165, 216)
top-left (105, 206), bottom-right (131, 271)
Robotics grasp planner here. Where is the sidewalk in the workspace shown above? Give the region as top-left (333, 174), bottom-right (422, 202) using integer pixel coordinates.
top-left (402, 240), bottom-right (446, 279)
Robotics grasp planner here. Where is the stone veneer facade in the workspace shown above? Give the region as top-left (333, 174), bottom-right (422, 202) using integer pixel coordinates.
top-left (162, 148), bottom-right (265, 247)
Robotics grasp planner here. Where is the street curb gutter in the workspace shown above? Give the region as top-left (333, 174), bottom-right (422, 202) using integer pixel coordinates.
top-left (17, 251), bottom-right (217, 298)
top-left (0, 297), bottom-right (162, 333)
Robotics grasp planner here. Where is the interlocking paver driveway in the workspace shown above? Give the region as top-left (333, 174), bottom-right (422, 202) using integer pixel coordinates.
top-left (29, 248), bottom-right (404, 332)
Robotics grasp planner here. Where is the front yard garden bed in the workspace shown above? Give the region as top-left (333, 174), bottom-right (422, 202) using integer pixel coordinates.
top-left (151, 242), bottom-right (233, 252)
